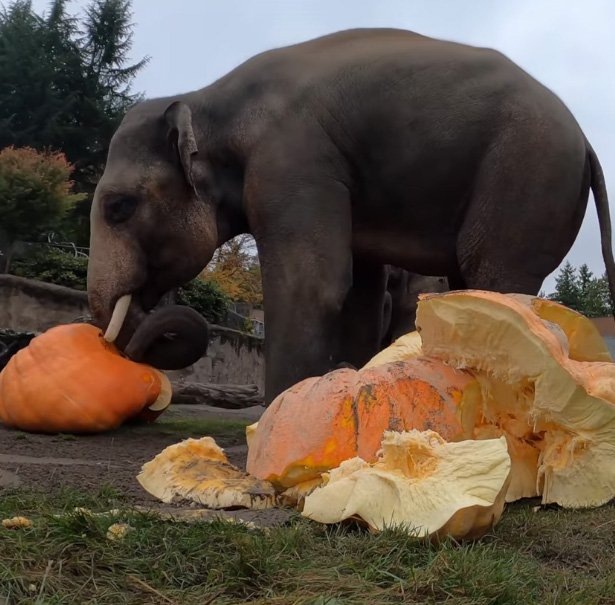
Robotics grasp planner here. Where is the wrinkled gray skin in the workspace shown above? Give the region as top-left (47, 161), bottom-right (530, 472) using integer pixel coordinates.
top-left (124, 304), bottom-right (209, 369)
top-left (380, 269), bottom-right (449, 349)
top-left (87, 28), bottom-right (615, 404)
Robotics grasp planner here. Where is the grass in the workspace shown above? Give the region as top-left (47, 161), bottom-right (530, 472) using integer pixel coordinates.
top-left (8, 416), bottom-right (251, 443)
top-left (148, 416), bottom-right (251, 439)
top-left (0, 486), bottom-right (613, 605)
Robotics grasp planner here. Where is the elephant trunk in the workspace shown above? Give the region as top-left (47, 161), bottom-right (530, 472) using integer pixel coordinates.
top-left (123, 304), bottom-right (210, 370)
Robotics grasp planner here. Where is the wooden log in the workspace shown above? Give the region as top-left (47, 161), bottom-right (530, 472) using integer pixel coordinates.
top-left (170, 381), bottom-right (263, 409)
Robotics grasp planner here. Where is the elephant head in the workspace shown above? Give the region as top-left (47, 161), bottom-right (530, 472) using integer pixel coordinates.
top-left (87, 97), bottom-right (229, 368)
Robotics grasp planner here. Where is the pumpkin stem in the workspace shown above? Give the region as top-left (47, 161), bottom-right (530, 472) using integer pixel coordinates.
top-left (149, 372), bottom-right (173, 411)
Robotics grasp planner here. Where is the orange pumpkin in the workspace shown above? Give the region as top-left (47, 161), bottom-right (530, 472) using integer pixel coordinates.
top-left (0, 323), bottom-right (172, 434)
top-left (246, 357), bottom-right (481, 488)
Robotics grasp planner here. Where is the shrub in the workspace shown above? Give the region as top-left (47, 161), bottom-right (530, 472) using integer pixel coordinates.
top-left (11, 246), bottom-right (88, 290)
top-left (11, 246), bottom-right (230, 324)
top-left (176, 278), bottom-right (230, 325)
top-left (0, 146), bottom-right (86, 271)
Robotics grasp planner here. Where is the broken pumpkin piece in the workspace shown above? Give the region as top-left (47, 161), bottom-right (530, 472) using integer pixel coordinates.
top-left (245, 421), bottom-right (258, 449)
top-left (302, 430), bottom-right (511, 541)
top-left (137, 436), bottom-right (277, 510)
top-left (416, 289), bottom-right (615, 508)
top-left (507, 294), bottom-right (612, 362)
top-left (362, 330), bottom-right (423, 369)
top-left (278, 477), bottom-right (324, 509)
top-left (2, 516), bottom-right (33, 529)
top-left (246, 357), bottom-right (481, 488)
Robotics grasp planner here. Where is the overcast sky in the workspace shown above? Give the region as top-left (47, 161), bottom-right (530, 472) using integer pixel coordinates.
top-left (29, 0), bottom-right (615, 293)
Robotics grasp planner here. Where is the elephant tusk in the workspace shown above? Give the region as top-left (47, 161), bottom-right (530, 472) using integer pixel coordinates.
top-left (104, 294), bottom-right (132, 343)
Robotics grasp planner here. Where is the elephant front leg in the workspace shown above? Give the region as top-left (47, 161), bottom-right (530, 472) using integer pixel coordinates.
top-left (258, 237), bottom-right (354, 404)
top-left (250, 182), bottom-right (353, 404)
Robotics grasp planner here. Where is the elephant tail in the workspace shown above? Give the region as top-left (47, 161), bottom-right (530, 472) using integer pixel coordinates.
top-left (587, 140), bottom-right (615, 320)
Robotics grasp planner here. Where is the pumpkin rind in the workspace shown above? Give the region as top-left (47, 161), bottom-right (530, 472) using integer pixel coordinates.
top-left (246, 357), bottom-right (480, 488)
top-left (0, 323), bottom-right (169, 433)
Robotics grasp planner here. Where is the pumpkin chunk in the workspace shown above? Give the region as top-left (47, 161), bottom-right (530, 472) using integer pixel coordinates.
top-left (508, 294), bottom-right (612, 362)
top-left (416, 290), bottom-right (615, 508)
top-left (138, 436), bottom-right (277, 509)
top-left (302, 429), bottom-right (511, 541)
top-left (246, 358), bottom-right (481, 488)
top-left (362, 331), bottom-right (423, 369)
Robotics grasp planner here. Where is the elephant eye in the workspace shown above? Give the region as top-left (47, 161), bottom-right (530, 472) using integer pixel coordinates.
top-left (104, 195), bottom-right (139, 225)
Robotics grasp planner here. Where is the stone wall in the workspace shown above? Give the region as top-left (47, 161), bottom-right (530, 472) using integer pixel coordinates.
top-left (0, 275), bottom-right (264, 390)
top-left (0, 275), bottom-right (91, 332)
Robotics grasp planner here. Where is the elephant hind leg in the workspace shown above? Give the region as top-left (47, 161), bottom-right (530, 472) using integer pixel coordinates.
top-left (455, 126), bottom-right (588, 295)
top-left (339, 260), bottom-right (388, 367)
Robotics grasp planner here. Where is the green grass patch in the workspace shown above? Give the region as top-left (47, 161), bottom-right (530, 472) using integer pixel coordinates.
top-left (5, 416), bottom-right (250, 444)
top-left (152, 416), bottom-right (251, 438)
top-left (1, 487), bottom-right (613, 605)
top-left (111, 415), bottom-right (251, 445)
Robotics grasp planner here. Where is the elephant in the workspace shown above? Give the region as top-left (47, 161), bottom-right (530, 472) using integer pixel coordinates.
top-left (86, 27), bottom-right (615, 405)
top-left (380, 269), bottom-right (449, 349)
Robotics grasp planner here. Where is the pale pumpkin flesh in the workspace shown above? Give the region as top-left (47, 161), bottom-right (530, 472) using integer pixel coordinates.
top-left (362, 331), bottom-right (423, 369)
top-left (137, 436), bottom-right (277, 509)
top-left (416, 290), bottom-right (615, 508)
top-left (302, 430), bottom-right (512, 541)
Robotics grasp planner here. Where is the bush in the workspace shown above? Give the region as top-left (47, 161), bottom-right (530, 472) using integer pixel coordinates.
top-left (176, 278), bottom-right (230, 325)
top-left (11, 247), bottom-right (230, 324)
top-left (11, 246), bottom-right (88, 290)
top-left (0, 147), bottom-right (86, 268)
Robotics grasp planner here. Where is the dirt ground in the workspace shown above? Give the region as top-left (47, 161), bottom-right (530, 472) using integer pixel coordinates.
top-left (0, 404), bottom-right (264, 508)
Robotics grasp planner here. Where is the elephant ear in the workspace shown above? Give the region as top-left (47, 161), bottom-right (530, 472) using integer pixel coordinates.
top-left (164, 101), bottom-right (200, 197)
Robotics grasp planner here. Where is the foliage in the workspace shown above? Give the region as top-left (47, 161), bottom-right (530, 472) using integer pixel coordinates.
top-left (549, 262), bottom-right (581, 311)
top-left (547, 262), bottom-right (613, 317)
top-left (203, 234), bottom-right (263, 306)
top-left (10, 246), bottom-right (88, 290)
top-left (0, 146), bottom-right (85, 271)
top-left (176, 278), bottom-right (230, 325)
top-left (0, 0), bottom-right (147, 244)
top-left (11, 246), bottom-right (230, 325)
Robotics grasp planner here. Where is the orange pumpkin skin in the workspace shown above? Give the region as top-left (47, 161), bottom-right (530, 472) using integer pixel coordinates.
top-left (246, 358), bottom-right (479, 488)
top-left (0, 323), bottom-right (167, 434)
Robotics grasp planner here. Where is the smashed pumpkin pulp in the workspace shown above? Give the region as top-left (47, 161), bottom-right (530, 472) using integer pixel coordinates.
top-left (137, 436), bottom-right (276, 509)
top-left (247, 291), bottom-right (615, 509)
top-left (302, 429), bottom-right (511, 540)
top-left (417, 291), bottom-right (615, 508)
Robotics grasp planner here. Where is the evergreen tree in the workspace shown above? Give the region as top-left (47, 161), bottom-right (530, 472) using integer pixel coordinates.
top-left (547, 262), bottom-right (614, 317)
top-left (591, 272), bottom-right (614, 317)
top-left (548, 262), bottom-right (581, 311)
top-left (0, 0), bottom-right (147, 244)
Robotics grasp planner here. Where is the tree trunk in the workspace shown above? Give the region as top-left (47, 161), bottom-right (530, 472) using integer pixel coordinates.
top-left (3, 244), bottom-right (14, 274)
top-left (0, 240), bottom-right (15, 274)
